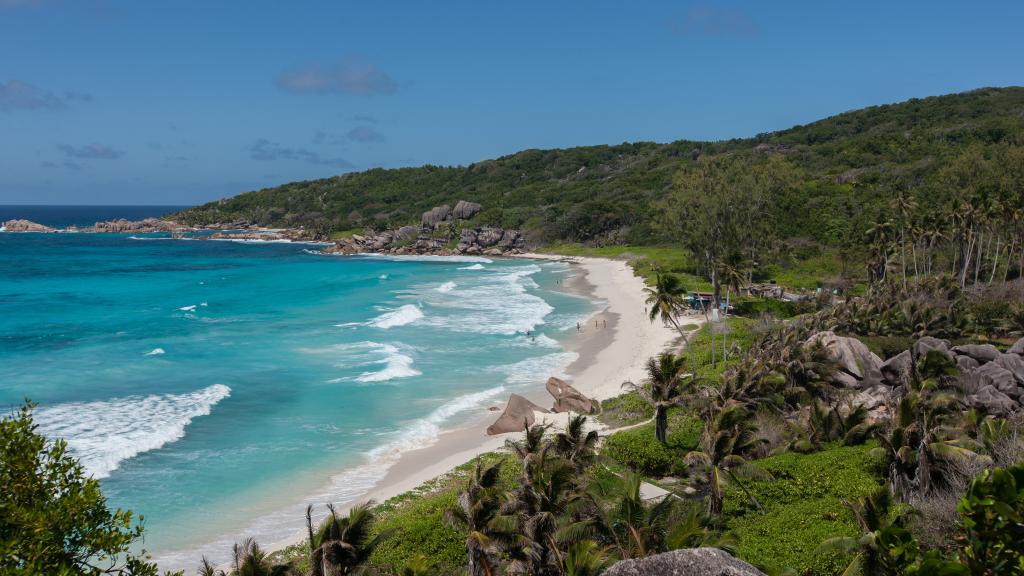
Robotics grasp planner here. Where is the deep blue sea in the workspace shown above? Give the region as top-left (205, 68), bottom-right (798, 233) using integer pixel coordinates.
top-left (0, 206), bottom-right (592, 569)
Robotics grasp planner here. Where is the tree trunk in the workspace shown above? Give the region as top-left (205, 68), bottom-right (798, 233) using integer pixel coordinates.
top-left (655, 406), bottom-right (668, 445)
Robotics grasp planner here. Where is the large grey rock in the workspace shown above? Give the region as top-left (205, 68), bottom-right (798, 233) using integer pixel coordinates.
top-left (475, 227), bottom-right (504, 247)
top-left (1008, 337), bottom-right (1024, 356)
top-left (807, 331), bottom-right (884, 388)
top-left (486, 394), bottom-right (549, 435)
top-left (545, 377), bottom-right (598, 414)
top-left (604, 548), bottom-right (765, 576)
top-left (880, 350), bottom-right (913, 387)
top-left (850, 386), bottom-right (892, 419)
top-left (912, 336), bottom-right (953, 362)
top-left (964, 363), bottom-right (1020, 400)
top-left (995, 353), bottom-right (1024, 386)
top-left (452, 200), bottom-right (482, 220)
top-left (968, 385), bottom-right (1017, 415)
top-left (497, 229), bottom-right (520, 248)
top-left (395, 225), bottom-right (418, 241)
top-left (957, 355), bottom-right (981, 372)
top-left (421, 205), bottom-right (452, 228)
top-left (953, 344), bottom-right (1001, 364)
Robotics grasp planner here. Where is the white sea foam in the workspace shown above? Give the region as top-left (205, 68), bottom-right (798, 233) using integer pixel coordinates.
top-left (492, 351), bottom-right (579, 387)
top-left (436, 281), bottom-right (456, 293)
top-left (34, 384), bottom-right (231, 479)
top-left (179, 304), bottom-right (197, 312)
top-left (358, 254), bottom-right (493, 264)
top-left (354, 343), bottom-right (421, 382)
top-left (368, 304), bottom-right (423, 329)
top-left (418, 264), bottom-right (554, 335)
top-left (505, 333), bottom-right (561, 349)
top-left (459, 263), bottom-right (485, 270)
top-left (379, 274), bottom-right (389, 280)
top-left (144, 347), bottom-right (166, 356)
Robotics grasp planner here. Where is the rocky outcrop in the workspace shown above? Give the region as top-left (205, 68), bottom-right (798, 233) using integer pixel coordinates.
top-left (879, 350), bottom-right (913, 388)
top-left (1, 219), bottom-right (55, 232)
top-left (75, 218), bottom-right (184, 233)
top-left (604, 548), bottom-right (765, 576)
top-left (1009, 337), bottom-right (1024, 356)
top-left (807, 331), bottom-right (884, 388)
top-left (995, 353), bottom-right (1024, 385)
top-left (912, 336), bottom-right (953, 362)
top-left (486, 394), bottom-right (550, 435)
top-left (421, 205), bottom-right (452, 229)
top-left (952, 344), bottom-right (1001, 364)
top-left (452, 200), bottom-right (482, 220)
top-left (545, 377), bottom-right (599, 414)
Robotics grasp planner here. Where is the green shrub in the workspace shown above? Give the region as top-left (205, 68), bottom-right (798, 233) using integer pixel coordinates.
top-left (858, 335), bottom-right (915, 359)
top-left (723, 443), bottom-right (883, 575)
top-left (602, 411), bottom-right (700, 476)
top-left (732, 298), bottom-right (798, 319)
top-left (599, 391), bottom-right (654, 428)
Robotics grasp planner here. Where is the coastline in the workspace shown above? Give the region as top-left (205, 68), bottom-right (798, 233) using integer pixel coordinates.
top-left (215, 253), bottom-right (685, 565)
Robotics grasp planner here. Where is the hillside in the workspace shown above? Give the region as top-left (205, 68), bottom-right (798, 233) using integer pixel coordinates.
top-left (174, 87), bottom-right (1024, 247)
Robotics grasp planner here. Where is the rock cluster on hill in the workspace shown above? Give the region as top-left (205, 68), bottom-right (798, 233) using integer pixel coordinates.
top-left (812, 331), bottom-right (1024, 417)
top-left (325, 200), bottom-right (525, 256)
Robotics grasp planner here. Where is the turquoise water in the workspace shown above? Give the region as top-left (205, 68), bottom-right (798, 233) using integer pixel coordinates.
top-left (0, 231), bottom-right (592, 568)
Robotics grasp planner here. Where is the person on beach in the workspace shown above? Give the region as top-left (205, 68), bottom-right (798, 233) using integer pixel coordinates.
top-left (576, 322), bottom-right (580, 332)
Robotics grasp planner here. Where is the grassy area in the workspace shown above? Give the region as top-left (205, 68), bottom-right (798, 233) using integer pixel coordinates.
top-left (723, 442), bottom-right (884, 575)
top-left (602, 408), bottom-right (701, 476)
top-left (597, 391), bottom-right (654, 428)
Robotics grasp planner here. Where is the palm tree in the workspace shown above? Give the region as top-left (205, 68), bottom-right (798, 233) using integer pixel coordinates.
top-left (587, 472), bottom-right (675, 559)
top-left (817, 487), bottom-right (914, 575)
top-left (229, 538), bottom-right (285, 576)
top-left (664, 504), bottom-right (736, 553)
top-left (198, 557), bottom-right (226, 576)
top-left (644, 273), bottom-right (688, 336)
top-left (506, 422), bottom-right (552, 486)
top-left (307, 502), bottom-right (387, 576)
top-left (445, 460), bottom-right (506, 576)
top-left (558, 541), bottom-right (611, 576)
top-left (685, 406), bottom-right (768, 517)
top-left (553, 415), bottom-right (599, 473)
top-left (624, 353), bottom-right (690, 444)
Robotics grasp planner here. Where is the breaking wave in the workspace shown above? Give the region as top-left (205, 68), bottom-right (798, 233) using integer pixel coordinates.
top-left (34, 384), bottom-right (231, 479)
top-left (368, 304), bottom-right (423, 329)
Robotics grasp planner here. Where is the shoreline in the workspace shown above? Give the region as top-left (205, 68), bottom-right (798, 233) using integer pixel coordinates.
top-left (162, 253), bottom-right (685, 571)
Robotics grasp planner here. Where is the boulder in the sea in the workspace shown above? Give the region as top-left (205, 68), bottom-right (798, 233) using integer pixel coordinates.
top-left (545, 377), bottom-right (599, 414)
top-left (2, 219), bottom-right (56, 232)
top-left (953, 344), bottom-right (1001, 364)
top-left (603, 548), bottom-right (766, 576)
top-left (486, 394), bottom-right (550, 435)
top-left (421, 205), bottom-right (452, 229)
top-left (452, 200), bottom-right (482, 220)
top-left (806, 331), bottom-right (883, 388)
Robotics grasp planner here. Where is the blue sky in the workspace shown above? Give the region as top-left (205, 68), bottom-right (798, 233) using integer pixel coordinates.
top-left (1, 1), bottom-right (1021, 205)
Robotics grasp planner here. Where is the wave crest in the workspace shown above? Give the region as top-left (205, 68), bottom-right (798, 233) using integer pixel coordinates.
top-left (33, 384), bottom-right (231, 479)
top-left (369, 304), bottom-right (423, 329)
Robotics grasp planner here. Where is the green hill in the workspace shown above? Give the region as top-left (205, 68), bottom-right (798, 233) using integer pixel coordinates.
top-left (174, 87), bottom-right (1024, 248)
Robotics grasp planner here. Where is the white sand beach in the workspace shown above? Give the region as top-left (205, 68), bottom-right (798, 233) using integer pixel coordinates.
top-left (220, 254), bottom-right (691, 563)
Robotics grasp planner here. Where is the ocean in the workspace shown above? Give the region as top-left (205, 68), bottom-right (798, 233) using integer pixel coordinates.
top-left (0, 206), bottom-right (594, 569)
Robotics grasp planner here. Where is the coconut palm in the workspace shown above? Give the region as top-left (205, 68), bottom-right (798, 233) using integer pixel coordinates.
top-left (444, 460), bottom-right (506, 576)
top-left (506, 423), bottom-right (553, 486)
top-left (307, 502), bottom-right (387, 576)
top-left (664, 504), bottom-right (736, 553)
top-left (586, 472), bottom-right (675, 559)
top-left (198, 557), bottom-right (226, 576)
top-left (228, 538), bottom-right (288, 576)
top-left (624, 353), bottom-right (690, 444)
top-left (817, 487), bottom-right (915, 575)
top-left (558, 541), bottom-right (611, 576)
top-left (553, 415), bottom-right (599, 473)
top-left (685, 406), bottom-right (769, 517)
top-left (644, 273), bottom-right (688, 336)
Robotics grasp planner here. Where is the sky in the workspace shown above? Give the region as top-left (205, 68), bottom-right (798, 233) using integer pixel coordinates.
top-left (1, 1), bottom-right (1022, 205)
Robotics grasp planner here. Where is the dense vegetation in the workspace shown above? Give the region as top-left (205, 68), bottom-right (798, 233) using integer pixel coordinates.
top-left (175, 87), bottom-right (1024, 261)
